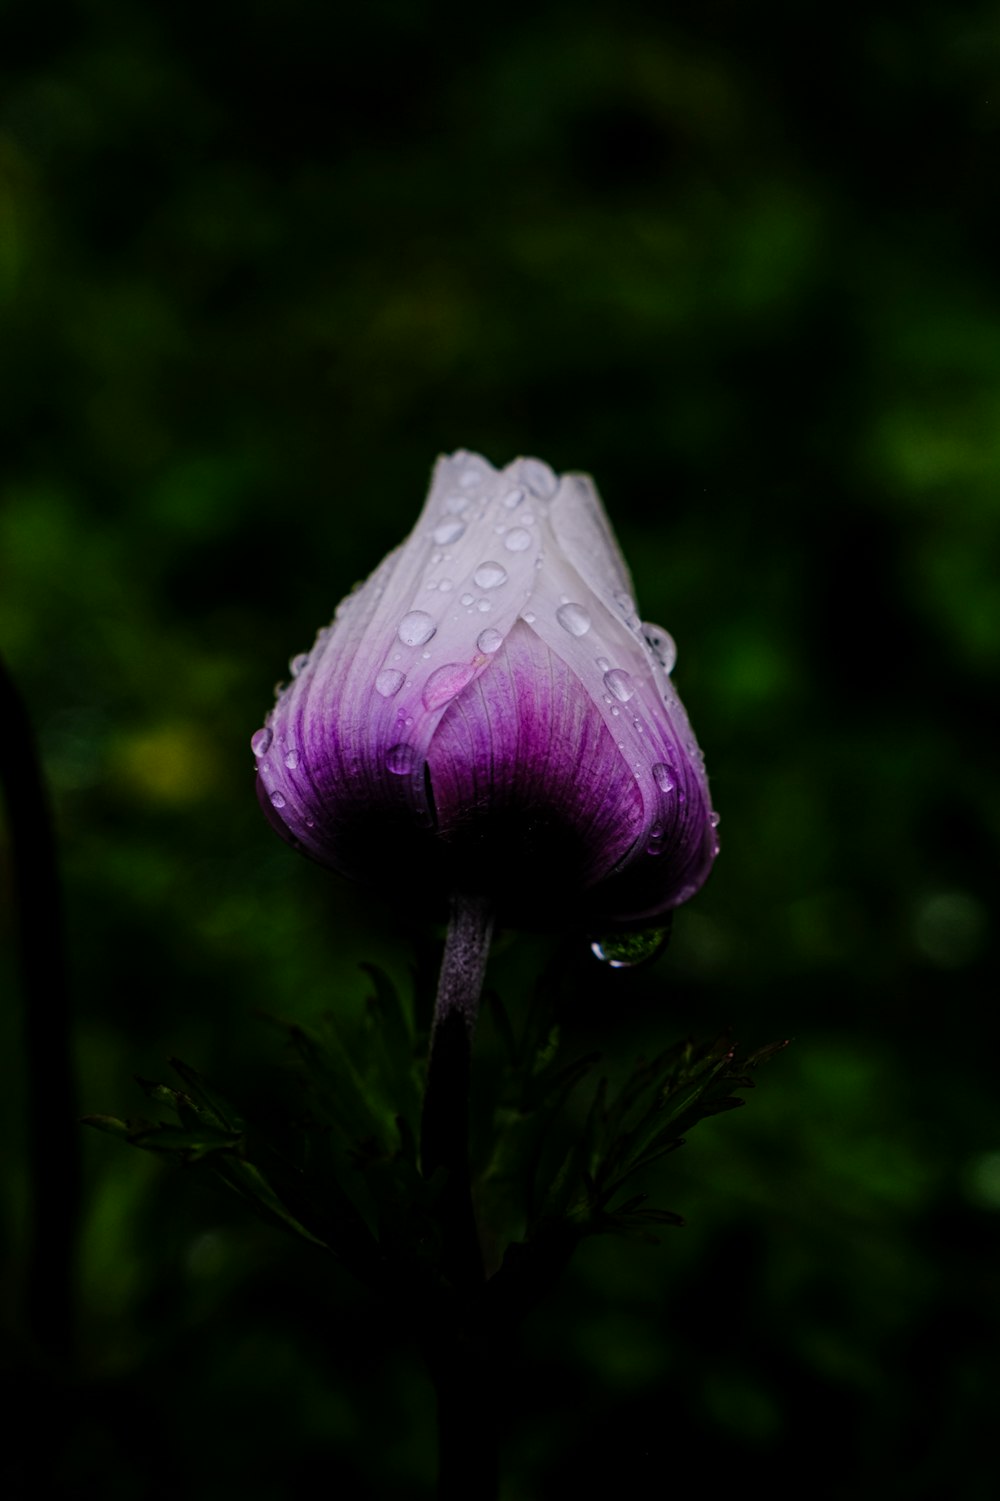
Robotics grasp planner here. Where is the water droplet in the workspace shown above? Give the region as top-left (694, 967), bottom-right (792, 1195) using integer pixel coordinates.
top-left (642, 622), bottom-right (677, 674)
top-left (398, 610), bottom-right (437, 647)
top-left (556, 602), bottom-right (592, 637)
top-left (473, 561), bottom-right (508, 589)
top-left (611, 706), bottom-right (620, 717)
top-left (603, 668), bottom-right (635, 703)
top-left (273, 680), bottom-right (286, 699)
top-left (460, 593), bottom-right (474, 606)
top-left (386, 743), bottom-right (416, 775)
top-left (375, 668), bottom-right (405, 698)
top-left (477, 627), bottom-right (503, 654)
top-left (590, 927), bottom-right (670, 968)
top-left (520, 459), bottom-right (557, 497)
top-left (443, 493), bottom-right (469, 514)
top-left (647, 824), bottom-right (665, 856)
top-left (502, 487), bottom-right (524, 509)
top-left (523, 610), bottom-right (536, 624)
top-left (438, 578), bottom-right (454, 593)
top-left (270, 790), bottom-right (287, 810)
top-left (423, 661), bottom-right (477, 711)
top-left (504, 527), bottom-right (532, 552)
top-left (433, 520), bottom-right (466, 546)
top-left (251, 728), bottom-right (273, 757)
top-left (709, 810), bottom-right (721, 828)
top-left (596, 656), bottom-right (610, 672)
top-left (289, 652), bottom-right (309, 677)
top-left (284, 749), bottom-right (299, 770)
top-left (652, 762), bottom-right (675, 793)
top-left (476, 598), bottom-right (491, 612)
top-left (614, 590), bottom-right (636, 620)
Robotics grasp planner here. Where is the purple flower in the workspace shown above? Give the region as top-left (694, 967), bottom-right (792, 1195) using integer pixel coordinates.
top-left (252, 452), bottom-right (717, 928)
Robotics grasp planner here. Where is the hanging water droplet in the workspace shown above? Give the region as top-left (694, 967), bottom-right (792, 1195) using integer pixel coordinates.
top-left (270, 790), bottom-right (287, 810)
top-left (504, 527), bottom-right (532, 552)
top-left (590, 926), bottom-right (670, 968)
top-left (273, 680), bottom-right (286, 699)
top-left (433, 520), bottom-right (466, 546)
top-left (556, 602), bottom-right (592, 637)
top-left (398, 610), bottom-right (436, 647)
top-left (423, 662), bottom-right (476, 711)
top-left (709, 810), bottom-right (721, 828)
top-left (501, 486), bottom-right (524, 509)
top-left (375, 668), bottom-right (405, 698)
top-left (603, 668), bottom-right (635, 703)
top-left (386, 743), bottom-right (416, 775)
top-left (284, 749), bottom-right (299, 770)
top-left (652, 762), bottom-right (675, 793)
top-left (642, 622), bottom-right (677, 674)
top-left (251, 727), bottom-right (273, 757)
top-left (477, 627), bottom-right (503, 654)
top-left (473, 561), bottom-right (508, 589)
top-left (289, 652), bottom-right (309, 678)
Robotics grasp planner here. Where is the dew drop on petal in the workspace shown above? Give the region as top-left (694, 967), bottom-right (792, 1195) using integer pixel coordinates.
top-left (642, 622), bottom-right (677, 674)
top-left (375, 668), bottom-right (405, 698)
top-left (590, 927), bottom-right (670, 968)
top-left (603, 668), bottom-right (635, 703)
top-left (504, 527), bottom-right (532, 552)
top-left (652, 762), bottom-right (676, 793)
top-left (522, 610), bottom-right (536, 624)
top-left (460, 593), bottom-right (474, 606)
top-left (289, 652), bottom-right (309, 677)
top-left (709, 810), bottom-right (721, 828)
top-left (251, 728), bottom-right (273, 757)
top-left (438, 578), bottom-right (454, 593)
top-left (556, 602), bottom-right (592, 637)
top-left (386, 743), bottom-right (417, 775)
top-left (444, 493), bottom-right (469, 514)
top-left (270, 790), bottom-right (287, 810)
top-left (477, 627), bottom-right (503, 654)
top-left (473, 561), bottom-right (508, 589)
top-left (398, 610), bottom-right (437, 647)
top-left (284, 749), bottom-right (299, 770)
top-left (502, 487), bottom-right (524, 509)
top-left (596, 656), bottom-right (610, 672)
top-left (423, 661), bottom-right (477, 711)
top-left (433, 520), bottom-right (466, 545)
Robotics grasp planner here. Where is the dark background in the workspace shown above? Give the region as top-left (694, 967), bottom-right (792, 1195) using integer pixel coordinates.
top-left (2, 1), bottom-right (999, 1496)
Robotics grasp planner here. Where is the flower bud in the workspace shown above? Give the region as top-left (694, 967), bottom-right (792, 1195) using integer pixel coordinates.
top-left (252, 452), bottom-right (717, 928)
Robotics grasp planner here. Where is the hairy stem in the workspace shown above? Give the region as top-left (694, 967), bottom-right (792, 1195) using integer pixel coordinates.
top-left (419, 893), bottom-right (497, 1500)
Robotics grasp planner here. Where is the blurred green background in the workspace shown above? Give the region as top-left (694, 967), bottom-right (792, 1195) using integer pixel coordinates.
top-left (2, 0), bottom-right (999, 1496)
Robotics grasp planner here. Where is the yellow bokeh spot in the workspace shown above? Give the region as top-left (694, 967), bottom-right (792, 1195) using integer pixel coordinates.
top-left (114, 723), bottom-right (220, 805)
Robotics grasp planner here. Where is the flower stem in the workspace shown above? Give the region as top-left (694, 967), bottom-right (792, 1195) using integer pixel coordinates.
top-left (419, 893), bottom-right (497, 1500)
top-left (420, 892), bottom-right (493, 1288)
top-left (0, 656), bottom-right (78, 1368)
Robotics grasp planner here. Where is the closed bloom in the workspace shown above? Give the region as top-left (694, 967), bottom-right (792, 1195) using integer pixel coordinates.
top-left (253, 453), bottom-right (717, 928)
